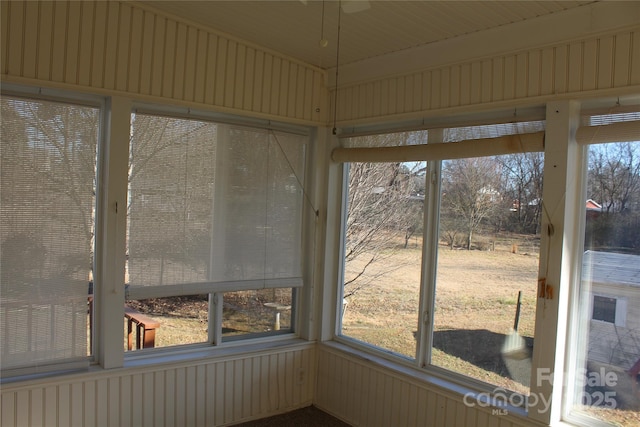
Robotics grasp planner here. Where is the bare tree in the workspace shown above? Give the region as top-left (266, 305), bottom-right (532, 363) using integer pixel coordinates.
top-left (441, 157), bottom-right (501, 250)
top-left (588, 142), bottom-right (640, 213)
top-left (585, 142), bottom-right (640, 251)
top-left (497, 152), bottom-right (544, 234)
top-left (344, 159), bottom-right (425, 297)
top-left (440, 214), bottom-right (464, 250)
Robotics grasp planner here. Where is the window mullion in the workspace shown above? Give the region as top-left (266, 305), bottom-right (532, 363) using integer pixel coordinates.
top-left (96, 96), bottom-right (132, 369)
top-left (208, 125), bottom-right (229, 345)
top-left (417, 129), bottom-right (443, 368)
top-left (528, 100), bottom-right (584, 424)
top-left (334, 161), bottom-right (351, 341)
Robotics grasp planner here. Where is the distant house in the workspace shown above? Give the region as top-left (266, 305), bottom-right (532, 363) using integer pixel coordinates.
top-left (586, 199), bottom-right (603, 219)
top-left (585, 199), bottom-right (602, 211)
top-left (584, 251), bottom-right (640, 368)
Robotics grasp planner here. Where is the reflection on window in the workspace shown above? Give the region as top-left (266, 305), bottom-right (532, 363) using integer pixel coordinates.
top-left (433, 153), bottom-right (542, 397)
top-left (340, 161), bottom-right (426, 359)
top-left (572, 140), bottom-right (640, 427)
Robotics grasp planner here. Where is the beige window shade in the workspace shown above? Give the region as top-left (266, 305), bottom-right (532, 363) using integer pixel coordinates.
top-left (332, 120), bottom-right (640, 163)
top-left (576, 119), bottom-right (640, 146)
top-left (126, 115), bottom-right (306, 300)
top-left (1, 96), bottom-right (98, 372)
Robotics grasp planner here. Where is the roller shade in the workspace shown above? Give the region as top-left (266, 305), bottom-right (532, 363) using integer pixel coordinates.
top-left (126, 114), bottom-right (306, 300)
top-left (1, 95), bottom-right (98, 372)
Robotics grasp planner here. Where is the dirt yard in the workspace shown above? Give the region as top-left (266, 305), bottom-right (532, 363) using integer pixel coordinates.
top-left (343, 241), bottom-right (538, 394)
top-left (342, 240), bottom-right (639, 426)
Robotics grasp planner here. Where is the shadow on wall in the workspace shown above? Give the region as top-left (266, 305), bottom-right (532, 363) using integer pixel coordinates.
top-left (432, 329), bottom-right (534, 388)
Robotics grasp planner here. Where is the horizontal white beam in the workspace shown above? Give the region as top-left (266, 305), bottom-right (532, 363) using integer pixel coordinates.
top-left (331, 120), bottom-right (640, 163)
top-left (332, 132), bottom-right (544, 163)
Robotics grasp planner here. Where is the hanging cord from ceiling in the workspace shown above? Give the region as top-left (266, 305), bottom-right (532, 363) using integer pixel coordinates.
top-left (332, 0), bottom-right (342, 135)
top-left (319, 1), bottom-right (328, 48)
top-left (269, 129), bottom-right (319, 218)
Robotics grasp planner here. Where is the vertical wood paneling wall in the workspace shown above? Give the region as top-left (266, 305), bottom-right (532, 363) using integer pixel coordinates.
top-left (316, 345), bottom-right (531, 427)
top-left (0, 345), bottom-right (315, 427)
top-left (0, 0), bottom-right (327, 124)
top-left (332, 28), bottom-right (640, 125)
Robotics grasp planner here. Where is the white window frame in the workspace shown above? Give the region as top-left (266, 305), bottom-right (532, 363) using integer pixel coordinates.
top-left (334, 116), bottom-right (551, 409)
top-left (1, 85), bottom-right (315, 375)
top-left (117, 104), bottom-right (312, 359)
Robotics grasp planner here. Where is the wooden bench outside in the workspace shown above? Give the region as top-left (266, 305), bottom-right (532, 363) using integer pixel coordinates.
top-left (125, 306), bottom-right (161, 350)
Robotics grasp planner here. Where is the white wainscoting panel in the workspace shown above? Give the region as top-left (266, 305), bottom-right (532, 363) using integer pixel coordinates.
top-left (1, 344), bottom-right (315, 427)
top-left (315, 344), bottom-right (538, 427)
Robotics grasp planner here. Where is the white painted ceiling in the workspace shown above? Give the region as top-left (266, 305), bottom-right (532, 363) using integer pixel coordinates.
top-left (138, 0), bottom-right (597, 70)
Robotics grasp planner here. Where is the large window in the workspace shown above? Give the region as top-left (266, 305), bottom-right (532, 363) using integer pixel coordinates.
top-left (1, 94), bottom-right (100, 374)
top-left (339, 122), bottom-right (544, 399)
top-left (1, 87), bottom-right (310, 376)
top-left (569, 134), bottom-right (640, 427)
top-left (125, 112), bottom-right (307, 349)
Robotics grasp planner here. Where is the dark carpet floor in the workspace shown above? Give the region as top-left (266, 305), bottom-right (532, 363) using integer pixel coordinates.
top-left (235, 405), bottom-right (351, 426)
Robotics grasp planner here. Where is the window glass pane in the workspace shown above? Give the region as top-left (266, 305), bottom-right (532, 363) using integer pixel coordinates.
top-left (125, 295), bottom-right (209, 349)
top-left (572, 140), bottom-right (640, 426)
top-left (433, 152), bottom-right (542, 397)
top-left (223, 288), bottom-right (293, 340)
top-left (1, 96), bottom-right (99, 370)
top-left (340, 160), bottom-right (426, 359)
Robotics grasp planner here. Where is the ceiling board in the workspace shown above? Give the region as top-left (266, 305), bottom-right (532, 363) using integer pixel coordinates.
top-left (138, 1), bottom-right (597, 69)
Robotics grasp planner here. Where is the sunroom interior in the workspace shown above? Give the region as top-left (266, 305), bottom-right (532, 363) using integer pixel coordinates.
top-left (1, 1), bottom-right (640, 426)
